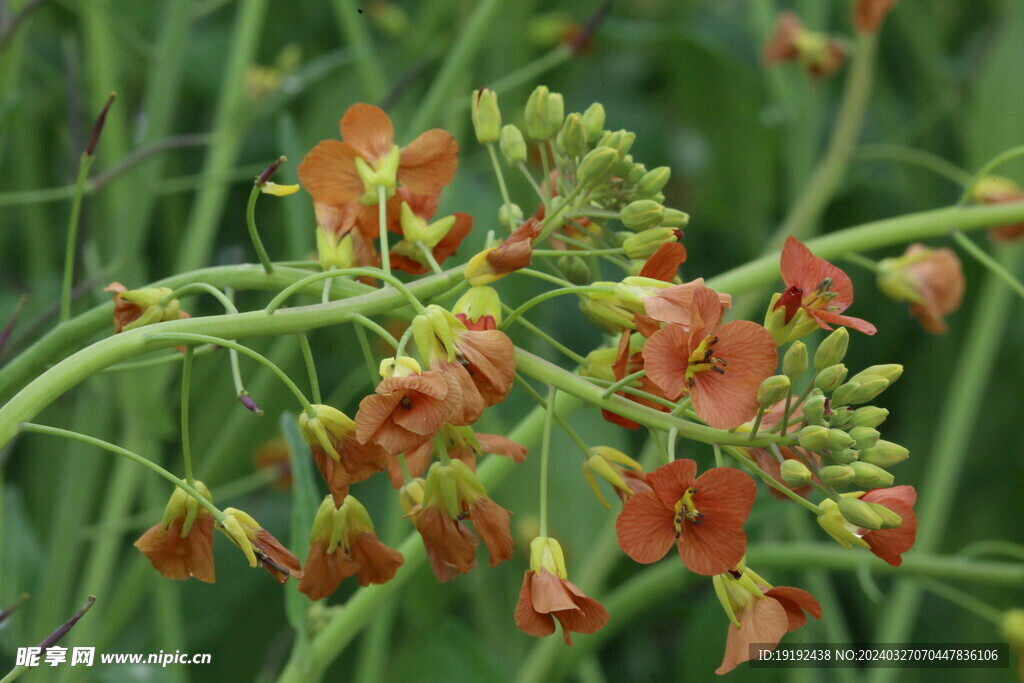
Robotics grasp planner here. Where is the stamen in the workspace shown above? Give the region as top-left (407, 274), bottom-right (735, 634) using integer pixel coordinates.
top-left (400, 396), bottom-right (413, 409)
top-left (710, 366), bottom-right (725, 374)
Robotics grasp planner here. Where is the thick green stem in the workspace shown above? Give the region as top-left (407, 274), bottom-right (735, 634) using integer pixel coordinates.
top-left (60, 154), bottom-right (95, 322)
top-left (264, 268), bottom-right (426, 315)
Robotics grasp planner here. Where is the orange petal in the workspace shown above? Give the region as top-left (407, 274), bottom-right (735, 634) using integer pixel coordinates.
top-left (642, 324), bottom-right (690, 401)
top-left (134, 516), bottom-right (215, 583)
top-left (638, 242), bottom-right (687, 281)
top-left (515, 572), bottom-right (556, 638)
top-left (531, 570), bottom-right (580, 614)
top-left (557, 580), bottom-right (610, 639)
top-left (298, 542), bottom-right (359, 600)
top-left (861, 486), bottom-right (917, 567)
top-left (780, 236), bottom-right (855, 310)
top-left (476, 433), bottom-right (527, 462)
top-left (253, 528), bottom-right (304, 583)
top-left (298, 140), bottom-right (364, 207)
top-left (690, 320), bottom-right (777, 429)
top-left (351, 532), bottom-right (405, 586)
top-left (398, 129), bottom-right (459, 195)
top-left (646, 459), bottom-right (698, 509)
top-left (340, 103), bottom-right (395, 162)
top-left (354, 392), bottom-right (404, 444)
top-left (432, 361), bottom-right (485, 426)
top-left (765, 586), bottom-right (822, 632)
top-left (715, 596), bottom-right (790, 674)
top-left (615, 490), bottom-right (676, 563)
top-left (311, 445), bottom-right (352, 506)
top-left (415, 506), bottom-right (478, 580)
top-left (456, 330), bottom-right (516, 406)
top-left (677, 467), bottom-right (755, 575)
top-left (470, 498), bottom-right (513, 567)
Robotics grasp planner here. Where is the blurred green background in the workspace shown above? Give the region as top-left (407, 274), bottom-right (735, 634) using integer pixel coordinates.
top-left (1, 0), bottom-right (1022, 681)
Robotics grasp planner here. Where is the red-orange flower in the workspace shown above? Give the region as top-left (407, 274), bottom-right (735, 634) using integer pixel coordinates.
top-left (386, 187), bottom-right (474, 274)
top-left (877, 243), bottom-right (964, 334)
top-left (763, 12), bottom-right (846, 79)
top-left (616, 459), bottom-right (756, 575)
top-left (298, 103), bottom-right (458, 208)
top-left (861, 485), bottom-right (917, 566)
top-left (853, 0), bottom-right (897, 33)
top-left (134, 484), bottom-right (215, 583)
top-left (452, 327), bottom-right (516, 407)
top-left (298, 496), bottom-right (404, 600)
top-left (465, 219), bottom-right (542, 285)
top-left (972, 176), bottom-right (1024, 242)
top-left (386, 425), bottom-right (526, 488)
top-left (412, 504), bottom-right (479, 582)
top-left (300, 404), bottom-right (389, 504)
top-left (220, 508), bottom-right (303, 583)
top-left (514, 537), bottom-right (609, 645)
top-left (772, 236), bottom-right (876, 339)
top-left (105, 283), bottom-right (189, 334)
top-left (355, 361), bottom-right (460, 455)
top-left (644, 287), bottom-right (778, 429)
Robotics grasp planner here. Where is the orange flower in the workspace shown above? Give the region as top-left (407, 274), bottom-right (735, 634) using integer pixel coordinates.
top-left (219, 508), bottom-right (303, 583)
top-left (860, 486), bottom-right (917, 566)
top-left (599, 330), bottom-right (673, 430)
top-left (134, 484), bottom-right (215, 583)
top-left (386, 187), bottom-right (474, 275)
top-left (877, 243), bottom-right (964, 334)
top-left (971, 175), bottom-right (1024, 242)
top-left (412, 503), bottom-right (479, 582)
top-left (452, 327), bottom-right (516, 407)
top-left (714, 567), bottom-right (821, 674)
top-left (644, 287), bottom-right (778, 429)
top-left (514, 538), bottom-right (608, 645)
top-left (763, 12), bottom-right (846, 79)
top-left (105, 282), bottom-right (189, 334)
top-left (616, 459), bottom-right (756, 575)
top-left (386, 425), bottom-right (526, 488)
top-left (355, 358), bottom-right (460, 455)
top-left (853, 0), bottom-right (897, 33)
top-left (769, 236), bottom-right (876, 343)
top-left (298, 495), bottom-right (404, 600)
top-left (452, 285), bottom-right (503, 331)
top-left (299, 405), bottom-right (389, 505)
top-left (465, 218), bottom-right (542, 285)
top-left (298, 103), bottom-right (458, 208)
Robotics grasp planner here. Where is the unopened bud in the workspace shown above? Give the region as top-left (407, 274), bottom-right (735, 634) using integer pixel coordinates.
top-left (814, 327), bottom-right (849, 370)
top-left (858, 440), bottom-right (909, 468)
top-left (620, 200), bottom-right (664, 231)
top-left (622, 228), bottom-right (677, 260)
top-left (86, 92), bottom-right (118, 156)
top-left (635, 166), bottom-right (671, 197)
top-left (851, 364), bottom-right (904, 386)
top-left (577, 146), bottom-right (620, 186)
top-left (783, 341), bottom-right (808, 380)
top-left (757, 375), bottom-right (791, 407)
top-left (498, 203), bottom-right (523, 231)
top-left (814, 364), bottom-right (848, 392)
top-left (848, 426), bottom-right (880, 449)
top-left (837, 497), bottom-right (883, 530)
top-left (661, 208), bottom-right (690, 228)
top-left (826, 429), bottom-right (854, 451)
top-left (597, 129), bottom-right (635, 157)
top-left (556, 113), bottom-right (587, 158)
top-left (1000, 609), bottom-right (1024, 646)
top-left (819, 465), bottom-right (855, 487)
top-left (471, 88), bottom-right (501, 144)
top-left (582, 103), bottom-right (606, 142)
top-left (846, 377), bottom-right (890, 405)
top-left (779, 459), bottom-right (812, 487)
top-left (499, 124), bottom-right (528, 165)
top-left (850, 461), bottom-right (894, 488)
top-left (850, 406), bottom-right (889, 429)
top-left (828, 448), bottom-right (859, 465)
top-left (524, 85), bottom-right (563, 140)
top-left (801, 392), bottom-right (827, 422)
top-left (626, 162), bottom-right (648, 185)
top-left (797, 425), bottom-right (829, 452)
top-left (866, 502), bottom-right (903, 529)
top-left (559, 255), bottom-right (591, 286)
top-left (830, 381), bottom-right (861, 407)
top-left (399, 478), bottom-right (425, 514)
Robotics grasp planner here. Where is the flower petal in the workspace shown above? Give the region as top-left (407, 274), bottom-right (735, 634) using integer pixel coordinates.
top-left (298, 542), bottom-right (359, 600)
top-left (515, 572), bottom-right (556, 638)
top-left (470, 497), bottom-right (513, 567)
top-left (398, 129), bottom-right (459, 195)
top-left (647, 459), bottom-right (698, 509)
top-left (690, 320), bottom-right (777, 429)
top-left (677, 467), bottom-right (755, 575)
top-left (780, 235), bottom-right (856, 309)
top-left (637, 242), bottom-right (687, 282)
top-left (812, 309), bottom-right (877, 336)
top-left (861, 485), bottom-right (917, 566)
top-left (351, 532), bottom-right (405, 586)
top-left (642, 323), bottom-right (691, 401)
top-left (766, 586), bottom-right (822, 632)
top-left (298, 140), bottom-right (365, 207)
top-left (615, 490), bottom-right (677, 563)
top-left (340, 103), bottom-right (395, 162)
top-left (716, 596), bottom-right (789, 675)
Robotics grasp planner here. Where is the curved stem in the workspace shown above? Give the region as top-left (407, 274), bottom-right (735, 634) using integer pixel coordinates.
top-left (513, 375), bottom-right (590, 458)
top-left (377, 185), bottom-right (390, 276)
top-left (951, 230), bottom-right (1024, 300)
top-left (514, 268), bottom-right (577, 289)
top-left (350, 313), bottom-right (399, 349)
top-left (958, 143), bottom-right (1024, 205)
top-left (181, 346), bottom-right (195, 484)
top-left (246, 185), bottom-right (275, 274)
top-left (160, 282), bottom-right (239, 313)
top-left (19, 423), bottom-right (224, 522)
top-left (101, 344), bottom-right (218, 373)
top-left (600, 369), bottom-right (645, 399)
top-left (264, 268), bottom-right (426, 315)
top-left (916, 578), bottom-right (1003, 625)
top-left (60, 154), bottom-right (95, 322)
top-left (722, 445), bottom-right (823, 515)
top-left (502, 308), bottom-right (588, 366)
top-left (856, 144), bottom-right (973, 187)
top-left (415, 240), bottom-right (443, 274)
top-left (353, 323), bottom-right (379, 384)
top-left (297, 333), bottom-right (321, 404)
top-left (146, 332), bottom-right (315, 417)
top-left (501, 285), bottom-right (613, 331)
top-left (517, 162), bottom-right (547, 203)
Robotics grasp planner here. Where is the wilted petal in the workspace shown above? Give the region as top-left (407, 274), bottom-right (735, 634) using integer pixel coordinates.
top-left (298, 542), bottom-right (360, 600)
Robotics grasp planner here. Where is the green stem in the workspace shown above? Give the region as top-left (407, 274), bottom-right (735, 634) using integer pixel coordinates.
top-left (19, 423), bottom-right (224, 522)
top-left (538, 386), bottom-right (555, 537)
top-left (246, 185), bottom-right (275, 274)
top-left (487, 143), bottom-right (515, 230)
top-left (514, 375), bottom-right (590, 458)
top-left (502, 305), bottom-right (587, 366)
top-left (181, 346), bottom-right (195, 484)
top-left (856, 144), bottom-right (973, 187)
top-left (951, 230), bottom-right (1024, 300)
top-left (415, 240), bottom-right (443, 274)
top-left (264, 268), bottom-right (427, 314)
top-left (916, 578), bottom-right (1003, 625)
top-left (159, 282), bottom-right (238, 312)
top-left (531, 248), bottom-right (625, 258)
top-left (515, 267), bottom-right (577, 289)
top-left (394, 325), bottom-right (414, 359)
top-left (101, 344), bottom-right (217, 373)
top-left (958, 143), bottom-right (1024, 205)
top-left (501, 285), bottom-right (613, 331)
top-left (377, 185), bottom-right (390, 276)
top-left (60, 154), bottom-right (95, 322)
top-left (350, 313), bottom-right (399, 349)
top-left (297, 333), bottom-right (321, 404)
top-left (518, 162), bottom-right (547, 203)
top-left (722, 445), bottom-right (823, 515)
top-left (146, 332), bottom-right (315, 417)
top-left (353, 323), bottom-right (379, 384)
top-left (600, 369), bottom-right (645, 399)
top-left (747, 406), bottom-right (765, 439)
top-left (843, 252), bottom-right (879, 272)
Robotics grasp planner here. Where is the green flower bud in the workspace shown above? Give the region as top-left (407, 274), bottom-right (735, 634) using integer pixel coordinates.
top-left (846, 377), bottom-right (890, 405)
top-left (850, 364), bottom-right (904, 386)
top-left (858, 440), bottom-right (909, 468)
top-left (498, 202), bottom-right (524, 231)
top-left (783, 341), bottom-right (808, 381)
top-left (866, 502), bottom-right (903, 529)
top-left (622, 228), bottom-right (677, 260)
top-left (850, 406), bottom-right (889, 429)
top-left (556, 112), bottom-right (587, 158)
top-left (597, 129), bottom-right (635, 157)
top-left (471, 88), bottom-right (501, 144)
top-left (819, 465), bottom-right (855, 487)
top-left (582, 103), bottom-right (606, 142)
top-left (826, 429), bottom-right (855, 451)
top-left (499, 124), bottom-right (527, 165)
top-left (620, 200), bottom-right (665, 231)
top-left (525, 85), bottom-right (562, 140)
top-left (828, 448), bottom-right (859, 465)
top-left (612, 153), bottom-right (635, 179)
top-left (661, 208), bottom-right (690, 228)
top-left (635, 166), bottom-right (671, 196)
top-left (801, 391), bottom-right (827, 422)
top-left (797, 425), bottom-right (830, 452)
top-left (814, 364), bottom-right (848, 393)
top-left (580, 291), bottom-right (635, 334)
top-left (626, 161), bottom-right (647, 185)
top-left (780, 459), bottom-right (813, 487)
top-left (559, 255), bottom-right (591, 286)
top-left (837, 497), bottom-right (883, 530)
top-left (830, 381), bottom-right (861, 407)
top-left (830, 408), bottom-right (853, 429)
top-left (814, 327), bottom-right (849, 370)
top-left (848, 426), bottom-right (880, 449)
top-left (850, 461), bottom-right (894, 488)
top-left (757, 375), bottom-right (791, 407)
top-left (577, 146), bottom-right (620, 186)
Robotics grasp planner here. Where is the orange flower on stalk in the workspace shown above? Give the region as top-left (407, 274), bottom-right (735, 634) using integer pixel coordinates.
top-left (409, 461), bottom-right (513, 582)
top-left (714, 566), bottom-right (822, 674)
top-left (971, 175), bottom-right (1024, 242)
top-left (105, 283), bottom-right (189, 334)
top-left (515, 537), bottom-right (609, 645)
top-left (219, 508), bottom-right (303, 583)
top-left (763, 12), bottom-right (846, 79)
top-left (853, 0), bottom-right (898, 33)
top-left (355, 357), bottom-right (462, 455)
top-left (386, 424), bottom-right (526, 488)
top-left (616, 459), bottom-right (756, 575)
top-left (299, 404), bottom-right (389, 505)
top-left (877, 243), bottom-right (964, 334)
top-left (134, 483), bottom-right (215, 583)
top-left (298, 495), bottom-right (404, 600)
top-left (860, 486), bottom-right (917, 566)
top-left (643, 287), bottom-right (778, 429)
top-left (768, 236), bottom-right (876, 344)
top-left (298, 103), bottom-right (458, 208)
top-left (465, 218), bottom-right (543, 285)
top-left (385, 187), bottom-right (474, 275)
